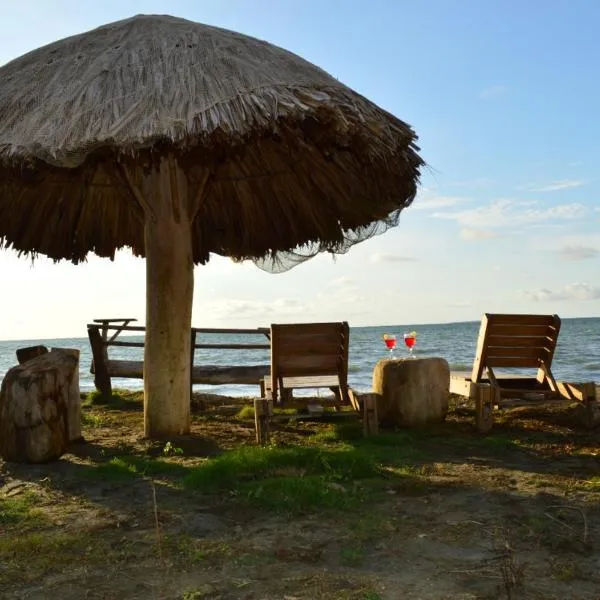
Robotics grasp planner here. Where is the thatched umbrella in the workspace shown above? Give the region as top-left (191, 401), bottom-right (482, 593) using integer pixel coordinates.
top-left (0, 14), bottom-right (423, 438)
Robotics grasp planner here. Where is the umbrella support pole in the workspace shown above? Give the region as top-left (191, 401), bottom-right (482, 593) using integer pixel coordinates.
top-left (140, 156), bottom-right (194, 438)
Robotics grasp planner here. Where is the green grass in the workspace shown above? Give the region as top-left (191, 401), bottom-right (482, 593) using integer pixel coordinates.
top-left (242, 475), bottom-right (362, 512)
top-left (165, 534), bottom-right (233, 564)
top-left (0, 530), bottom-right (109, 584)
top-left (81, 412), bottom-right (108, 427)
top-left (81, 455), bottom-right (189, 482)
top-left (237, 405), bottom-right (255, 419)
top-left (0, 491), bottom-right (43, 526)
top-left (183, 445), bottom-right (384, 513)
top-left (184, 445), bottom-right (377, 490)
top-left (82, 389), bottom-right (142, 407)
top-left (478, 435), bottom-right (522, 451)
top-left (585, 476), bottom-right (600, 488)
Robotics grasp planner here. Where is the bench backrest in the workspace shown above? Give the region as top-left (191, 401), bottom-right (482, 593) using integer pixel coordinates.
top-left (471, 313), bottom-right (561, 382)
top-left (270, 321), bottom-right (350, 390)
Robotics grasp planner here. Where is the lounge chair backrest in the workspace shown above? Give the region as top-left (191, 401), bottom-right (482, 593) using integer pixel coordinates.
top-left (270, 322), bottom-right (350, 393)
top-left (471, 313), bottom-right (561, 382)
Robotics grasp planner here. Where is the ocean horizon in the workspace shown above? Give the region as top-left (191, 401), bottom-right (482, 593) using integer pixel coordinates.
top-left (2, 316), bottom-right (599, 396)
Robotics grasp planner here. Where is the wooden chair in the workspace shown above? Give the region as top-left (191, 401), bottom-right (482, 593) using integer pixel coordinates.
top-left (450, 313), bottom-right (597, 431)
top-left (261, 321), bottom-right (352, 408)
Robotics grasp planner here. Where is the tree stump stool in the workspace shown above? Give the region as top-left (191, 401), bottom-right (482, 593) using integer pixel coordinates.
top-left (373, 357), bottom-right (450, 427)
top-left (0, 348), bottom-right (82, 463)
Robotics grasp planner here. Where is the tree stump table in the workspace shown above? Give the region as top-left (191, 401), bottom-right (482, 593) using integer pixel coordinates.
top-left (373, 357), bottom-right (450, 427)
top-left (0, 348), bottom-right (82, 463)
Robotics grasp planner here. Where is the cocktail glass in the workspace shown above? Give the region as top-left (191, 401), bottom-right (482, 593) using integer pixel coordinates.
top-left (383, 334), bottom-right (397, 357)
top-left (403, 331), bottom-right (417, 358)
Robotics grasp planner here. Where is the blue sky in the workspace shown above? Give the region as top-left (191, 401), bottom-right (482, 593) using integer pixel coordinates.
top-left (1, 0), bottom-right (599, 339)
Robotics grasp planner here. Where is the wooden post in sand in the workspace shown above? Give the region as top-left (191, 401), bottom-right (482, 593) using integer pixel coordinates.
top-left (254, 398), bottom-right (273, 445)
top-left (362, 393), bottom-right (380, 437)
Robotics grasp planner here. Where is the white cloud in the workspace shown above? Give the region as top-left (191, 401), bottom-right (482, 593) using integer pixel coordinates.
top-left (557, 246), bottom-right (599, 261)
top-left (524, 283), bottom-right (600, 302)
top-left (412, 192), bottom-right (471, 211)
top-left (460, 228), bottom-right (498, 241)
top-left (520, 179), bottom-right (586, 193)
top-left (371, 253), bottom-right (417, 264)
top-left (435, 199), bottom-right (588, 229)
top-left (207, 297), bottom-right (311, 320)
top-left (479, 85), bottom-right (507, 99)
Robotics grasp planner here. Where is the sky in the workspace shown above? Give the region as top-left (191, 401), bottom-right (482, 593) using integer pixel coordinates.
top-left (1, 0), bottom-right (599, 340)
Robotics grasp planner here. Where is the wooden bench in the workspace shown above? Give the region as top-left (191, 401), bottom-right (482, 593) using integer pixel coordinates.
top-left (450, 313), bottom-right (598, 431)
top-left (87, 318), bottom-right (271, 398)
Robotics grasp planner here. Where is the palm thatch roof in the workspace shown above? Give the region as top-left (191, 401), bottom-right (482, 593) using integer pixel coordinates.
top-left (0, 14), bottom-right (423, 271)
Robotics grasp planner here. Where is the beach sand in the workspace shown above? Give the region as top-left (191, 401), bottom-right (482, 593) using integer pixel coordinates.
top-left (1, 391), bottom-right (599, 599)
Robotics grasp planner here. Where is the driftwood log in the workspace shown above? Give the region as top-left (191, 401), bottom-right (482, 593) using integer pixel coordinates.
top-left (373, 358), bottom-right (450, 427)
top-left (0, 348), bottom-right (82, 463)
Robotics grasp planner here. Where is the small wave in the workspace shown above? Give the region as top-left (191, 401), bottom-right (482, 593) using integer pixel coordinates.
top-left (583, 363), bottom-right (600, 371)
top-left (449, 363), bottom-right (471, 371)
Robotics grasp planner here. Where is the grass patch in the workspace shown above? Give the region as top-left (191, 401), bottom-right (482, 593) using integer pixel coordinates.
top-left (478, 435), bottom-right (521, 451)
top-left (165, 534), bottom-right (233, 565)
top-left (585, 476), bottom-right (600, 489)
top-left (237, 405), bottom-right (255, 419)
top-left (184, 445), bottom-right (384, 513)
top-left (0, 491), bottom-right (43, 526)
top-left (0, 531), bottom-right (110, 584)
top-left (81, 411), bottom-right (108, 427)
top-left (184, 445), bottom-right (377, 492)
top-left (82, 455), bottom-right (189, 482)
top-left (242, 475), bottom-right (362, 513)
top-left (83, 389), bottom-right (142, 408)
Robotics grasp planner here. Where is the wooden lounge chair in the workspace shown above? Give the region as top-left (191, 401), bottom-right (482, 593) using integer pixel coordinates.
top-left (450, 313), bottom-right (597, 432)
top-left (261, 321), bottom-right (352, 408)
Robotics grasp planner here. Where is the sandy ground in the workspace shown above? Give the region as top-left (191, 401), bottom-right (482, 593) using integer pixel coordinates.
top-left (1, 392), bottom-right (600, 600)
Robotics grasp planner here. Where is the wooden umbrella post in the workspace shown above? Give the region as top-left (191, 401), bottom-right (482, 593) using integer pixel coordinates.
top-left (137, 154), bottom-right (194, 437)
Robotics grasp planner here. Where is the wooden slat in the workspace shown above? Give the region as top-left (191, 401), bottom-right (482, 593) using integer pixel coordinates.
top-left (485, 356), bottom-right (543, 368)
top-left (107, 319), bottom-right (136, 343)
top-left (280, 375), bottom-right (340, 389)
top-left (193, 327), bottom-right (270, 335)
top-left (194, 343), bottom-right (270, 350)
top-left (486, 314), bottom-right (559, 326)
top-left (276, 340), bottom-right (343, 356)
top-left (272, 322), bottom-right (345, 336)
top-left (88, 324), bottom-right (146, 332)
top-left (470, 314), bottom-right (489, 382)
top-left (93, 318), bottom-right (138, 323)
top-left (277, 354), bottom-right (340, 373)
top-left (487, 335), bottom-right (555, 348)
top-left (487, 324), bottom-right (558, 337)
top-left (486, 346), bottom-right (552, 359)
top-left (109, 340), bottom-right (145, 348)
top-left (277, 332), bottom-right (343, 345)
top-left (89, 324), bottom-right (270, 335)
top-left (105, 360), bottom-right (270, 385)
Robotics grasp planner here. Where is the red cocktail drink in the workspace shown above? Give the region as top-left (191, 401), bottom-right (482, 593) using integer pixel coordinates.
top-left (383, 334), bottom-right (397, 356)
top-left (403, 331), bottom-right (417, 357)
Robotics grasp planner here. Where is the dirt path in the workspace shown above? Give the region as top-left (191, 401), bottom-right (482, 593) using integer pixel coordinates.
top-left (1, 394), bottom-right (599, 599)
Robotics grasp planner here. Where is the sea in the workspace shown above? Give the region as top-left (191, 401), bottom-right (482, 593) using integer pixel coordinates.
top-left (1, 318), bottom-right (599, 396)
